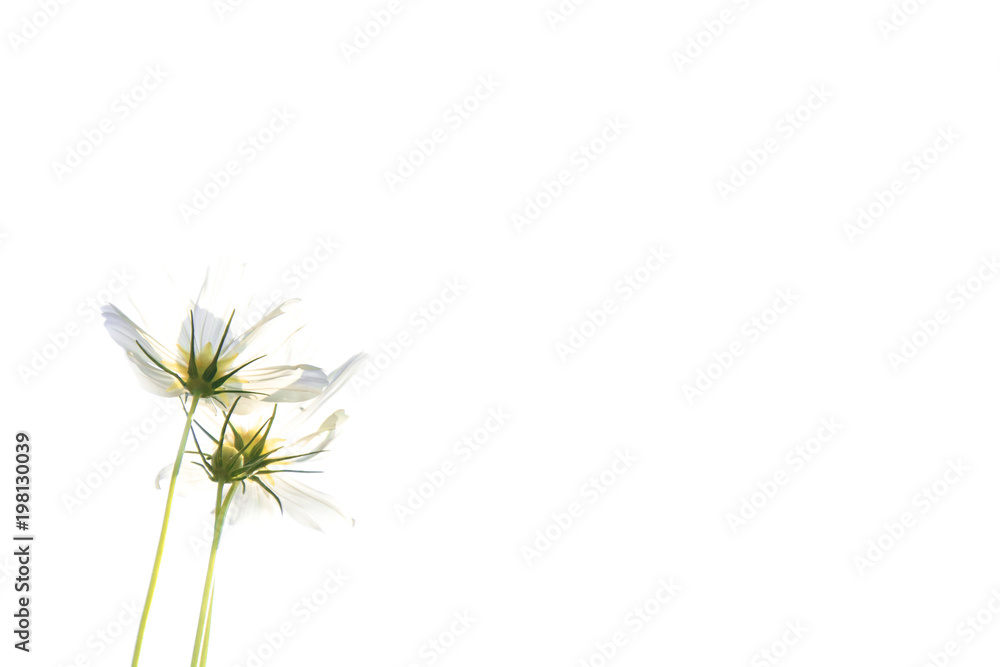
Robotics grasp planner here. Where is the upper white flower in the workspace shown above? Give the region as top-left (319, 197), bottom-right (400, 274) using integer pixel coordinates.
top-left (102, 260), bottom-right (328, 408)
top-left (158, 353), bottom-right (367, 531)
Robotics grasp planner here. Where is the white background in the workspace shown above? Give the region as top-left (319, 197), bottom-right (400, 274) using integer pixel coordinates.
top-left (3, 0), bottom-right (1000, 666)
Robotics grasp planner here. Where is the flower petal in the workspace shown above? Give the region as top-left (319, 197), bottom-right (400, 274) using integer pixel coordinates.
top-left (155, 461), bottom-right (210, 497)
top-left (226, 481), bottom-right (278, 525)
top-left (125, 268), bottom-right (195, 352)
top-left (282, 353), bottom-right (368, 432)
top-left (231, 364), bottom-right (329, 403)
top-left (191, 260), bottom-right (251, 350)
top-left (223, 299), bottom-right (303, 361)
top-left (269, 476), bottom-right (354, 531)
top-left (280, 409), bottom-right (347, 461)
top-left (102, 305), bottom-right (186, 395)
top-left (102, 304), bottom-right (180, 364)
top-left (125, 352), bottom-right (185, 395)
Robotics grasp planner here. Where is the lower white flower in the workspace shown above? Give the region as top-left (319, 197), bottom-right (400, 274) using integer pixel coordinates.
top-left (158, 353), bottom-right (367, 531)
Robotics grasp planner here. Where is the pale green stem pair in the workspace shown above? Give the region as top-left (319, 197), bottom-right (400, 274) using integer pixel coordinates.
top-left (131, 393), bottom-right (240, 667)
top-left (191, 481), bottom-right (238, 666)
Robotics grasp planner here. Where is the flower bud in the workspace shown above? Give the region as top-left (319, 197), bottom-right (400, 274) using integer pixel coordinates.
top-left (212, 444), bottom-right (245, 481)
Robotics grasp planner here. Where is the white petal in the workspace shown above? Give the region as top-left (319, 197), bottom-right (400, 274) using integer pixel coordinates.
top-left (279, 431), bottom-right (333, 462)
top-left (226, 482), bottom-right (278, 526)
top-left (155, 461), bottom-right (209, 497)
top-left (125, 352), bottom-right (184, 396)
top-left (283, 353), bottom-right (368, 432)
top-left (231, 365), bottom-right (329, 403)
top-left (102, 305), bottom-right (185, 395)
top-left (102, 304), bottom-right (181, 365)
top-left (195, 259), bottom-right (248, 317)
top-left (223, 299), bottom-right (303, 361)
top-left (126, 268), bottom-right (195, 351)
top-left (327, 353), bottom-right (369, 394)
top-left (279, 409), bottom-right (347, 462)
top-left (269, 476), bottom-right (354, 531)
top-left (318, 409), bottom-right (348, 433)
top-left (191, 260), bottom-right (251, 350)
top-left (187, 307), bottom-right (232, 358)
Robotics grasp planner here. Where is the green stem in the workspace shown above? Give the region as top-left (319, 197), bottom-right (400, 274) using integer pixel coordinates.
top-left (191, 482), bottom-right (238, 666)
top-left (199, 586), bottom-right (214, 667)
top-left (132, 394), bottom-right (200, 667)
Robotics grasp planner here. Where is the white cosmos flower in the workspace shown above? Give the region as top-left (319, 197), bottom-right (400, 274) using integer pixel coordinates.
top-left (157, 353), bottom-right (366, 531)
top-left (101, 260), bottom-right (328, 409)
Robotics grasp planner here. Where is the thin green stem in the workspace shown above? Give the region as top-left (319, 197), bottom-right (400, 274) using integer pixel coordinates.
top-left (191, 482), bottom-right (238, 666)
top-left (199, 586), bottom-right (214, 667)
top-left (132, 394), bottom-right (200, 667)
top-left (190, 482), bottom-right (223, 665)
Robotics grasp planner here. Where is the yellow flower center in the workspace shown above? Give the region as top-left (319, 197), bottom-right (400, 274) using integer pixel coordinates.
top-left (164, 341), bottom-right (241, 396)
